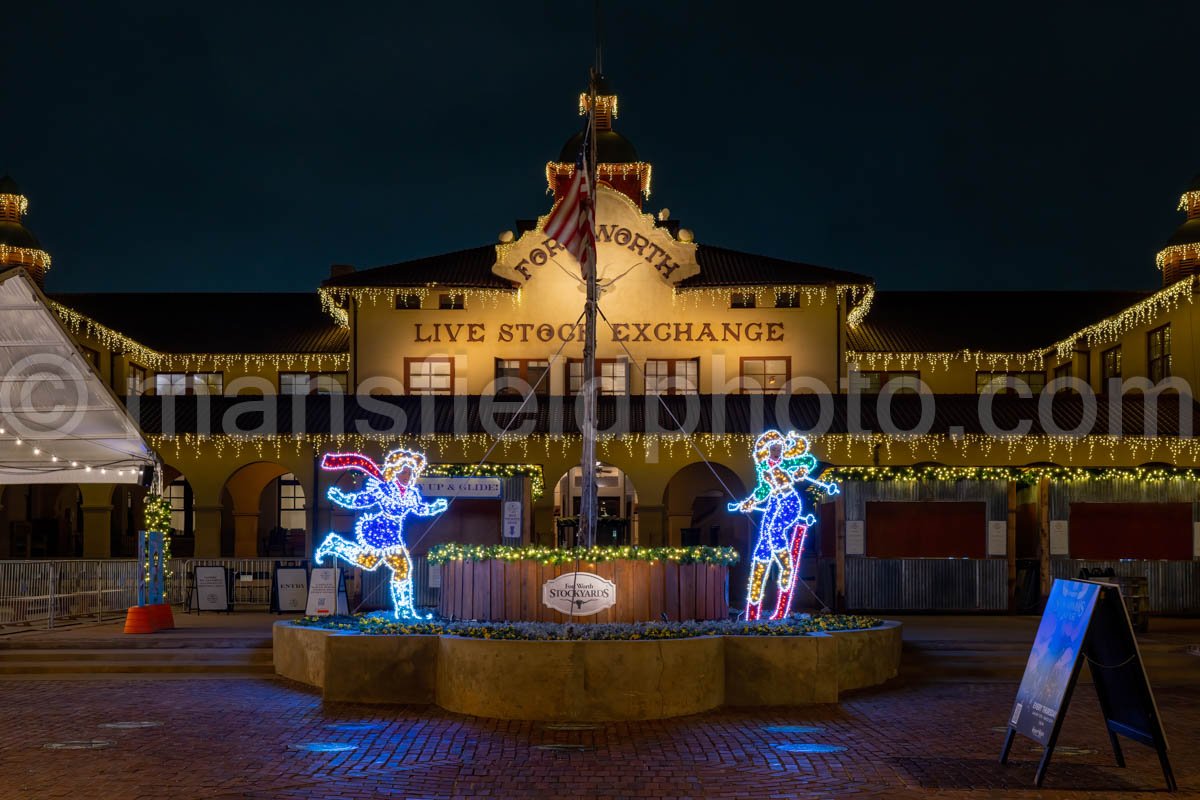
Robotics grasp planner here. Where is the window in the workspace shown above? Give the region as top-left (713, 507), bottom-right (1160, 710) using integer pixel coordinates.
top-left (155, 372), bottom-right (223, 396)
top-left (79, 346), bottom-right (100, 369)
top-left (740, 357), bottom-right (790, 393)
top-left (1148, 324), bottom-right (1171, 383)
top-left (856, 371), bottom-right (920, 394)
top-left (406, 358), bottom-right (453, 395)
top-left (164, 478), bottom-right (193, 536)
top-left (438, 293), bottom-right (465, 310)
top-left (395, 293), bottom-right (422, 310)
top-left (1100, 346), bottom-right (1122, 388)
top-left (279, 372), bottom-right (348, 395)
top-left (127, 364), bottom-right (147, 396)
top-left (975, 371), bottom-right (1045, 395)
top-left (644, 358), bottom-right (699, 395)
top-left (730, 292), bottom-right (756, 309)
top-left (277, 473), bottom-right (306, 530)
top-left (494, 359), bottom-right (551, 396)
top-left (774, 291), bottom-right (801, 308)
top-left (1052, 362), bottom-right (1073, 392)
top-left (568, 359), bottom-right (628, 395)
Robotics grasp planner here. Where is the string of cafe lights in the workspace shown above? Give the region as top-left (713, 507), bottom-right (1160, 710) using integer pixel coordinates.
top-left (0, 425), bottom-right (143, 477)
top-left (52, 302), bottom-right (349, 372)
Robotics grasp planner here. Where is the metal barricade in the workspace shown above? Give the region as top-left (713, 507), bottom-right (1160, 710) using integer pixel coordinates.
top-left (182, 558), bottom-right (307, 610)
top-left (357, 554), bottom-right (437, 612)
top-left (0, 559), bottom-right (145, 629)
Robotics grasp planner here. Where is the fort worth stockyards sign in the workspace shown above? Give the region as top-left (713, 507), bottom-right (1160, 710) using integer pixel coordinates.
top-left (542, 572), bottom-right (617, 616)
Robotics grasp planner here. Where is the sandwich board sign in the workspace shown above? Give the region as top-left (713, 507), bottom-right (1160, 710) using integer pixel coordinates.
top-left (271, 564), bottom-right (309, 613)
top-left (305, 567), bottom-right (348, 617)
top-left (193, 565), bottom-right (231, 612)
top-left (1000, 578), bottom-right (1174, 789)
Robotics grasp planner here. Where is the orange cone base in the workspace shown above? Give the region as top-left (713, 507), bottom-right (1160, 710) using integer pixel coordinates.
top-left (124, 605), bottom-right (159, 634)
top-left (150, 603), bottom-right (175, 630)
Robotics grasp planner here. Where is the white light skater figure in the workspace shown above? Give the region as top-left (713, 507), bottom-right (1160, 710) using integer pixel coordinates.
top-left (728, 430), bottom-right (838, 621)
top-left (314, 448), bottom-right (447, 619)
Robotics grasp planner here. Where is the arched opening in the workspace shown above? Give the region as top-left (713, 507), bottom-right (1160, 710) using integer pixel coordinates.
top-left (552, 463), bottom-right (639, 546)
top-left (0, 484), bottom-right (83, 558)
top-left (162, 465), bottom-right (197, 558)
top-left (663, 462), bottom-right (750, 606)
top-left (220, 462), bottom-right (308, 558)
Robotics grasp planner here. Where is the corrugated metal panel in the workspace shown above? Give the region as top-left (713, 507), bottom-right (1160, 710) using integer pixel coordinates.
top-left (844, 479), bottom-right (1008, 522)
top-left (845, 557), bottom-right (1007, 611)
top-left (1049, 559), bottom-right (1200, 614)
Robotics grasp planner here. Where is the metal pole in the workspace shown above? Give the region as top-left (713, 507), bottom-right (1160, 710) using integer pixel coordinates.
top-left (47, 564), bottom-right (55, 630)
top-left (578, 68), bottom-right (600, 550)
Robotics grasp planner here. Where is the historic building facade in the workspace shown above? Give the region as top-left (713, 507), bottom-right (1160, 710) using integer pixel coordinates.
top-left (3, 80), bottom-right (1199, 612)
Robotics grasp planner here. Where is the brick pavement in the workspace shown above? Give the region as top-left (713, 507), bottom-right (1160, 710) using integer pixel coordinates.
top-left (0, 675), bottom-right (1194, 799)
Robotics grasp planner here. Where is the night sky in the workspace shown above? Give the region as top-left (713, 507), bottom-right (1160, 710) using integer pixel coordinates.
top-left (3, 2), bottom-right (1198, 293)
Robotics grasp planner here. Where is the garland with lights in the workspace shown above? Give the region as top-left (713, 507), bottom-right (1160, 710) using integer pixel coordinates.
top-left (143, 493), bottom-right (174, 583)
top-left (424, 462), bottom-right (544, 499)
top-left (1053, 276), bottom-right (1194, 357)
top-left (672, 282), bottom-right (873, 311)
top-left (0, 244), bottom-right (50, 270)
top-left (427, 543), bottom-right (739, 566)
top-left (815, 464), bottom-right (1200, 489)
top-left (846, 349), bottom-right (1045, 372)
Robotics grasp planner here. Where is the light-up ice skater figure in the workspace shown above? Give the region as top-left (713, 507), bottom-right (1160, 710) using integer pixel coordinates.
top-left (314, 448), bottom-right (447, 619)
top-left (729, 430), bottom-right (838, 621)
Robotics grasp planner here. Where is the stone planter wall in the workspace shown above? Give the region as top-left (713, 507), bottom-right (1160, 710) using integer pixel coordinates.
top-left (274, 620), bottom-right (902, 721)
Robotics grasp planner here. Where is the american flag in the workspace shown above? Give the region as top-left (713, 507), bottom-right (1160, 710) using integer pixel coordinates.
top-left (543, 116), bottom-right (595, 280)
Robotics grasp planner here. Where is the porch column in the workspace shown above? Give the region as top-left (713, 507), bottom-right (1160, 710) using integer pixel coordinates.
top-left (79, 483), bottom-right (115, 559)
top-left (193, 505), bottom-right (223, 557)
top-left (232, 511), bottom-right (260, 558)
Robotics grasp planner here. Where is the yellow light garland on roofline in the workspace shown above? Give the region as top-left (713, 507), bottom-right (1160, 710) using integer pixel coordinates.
top-left (672, 283), bottom-right (872, 310)
top-left (0, 193), bottom-right (30, 216)
top-left (1177, 190), bottom-right (1199, 214)
top-left (145, 431), bottom-right (1200, 469)
top-left (578, 93), bottom-right (618, 117)
top-left (845, 349), bottom-right (1046, 372)
top-left (1052, 275), bottom-right (1194, 358)
top-left (1156, 243), bottom-right (1200, 270)
top-left (317, 285), bottom-right (520, 328)
top-left (0, 244), bottom-right (50, 270)
top-left (52, 302), bottom-right (348, 372)
top-left (545, 162), bottom-right (652, 199)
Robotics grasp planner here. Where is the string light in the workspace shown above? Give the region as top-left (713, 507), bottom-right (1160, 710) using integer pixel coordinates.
top-left (1177, 190), bottom-right (1200, 214)
top-left (1053, 276), bottom-right (1193, 357)
top-left (317, 286), bottom-right (519, 329)
top-left (52, 302), bottom-right (348, 372)
top-left (545, 161), bottom-right (653, 199)
top-left (577, 92), bottom-right (618, 118)
top-left (315, 448), bottom-right (446, 619)
top-left (728, 431), bottom-right (838, 621)
top-left (0, 433), bottom-right (144, 476)
top-left (819, 464), bottom-right (1200, 487)
top-left (845, 286), bottom-right (874, 329)
top-left (0, 192), bottom-right (30, 216)
top-left (0, 244), bottom-right (50, 271)
top-left (846, 348), bottom-right (1046, 372)
top-left (673, 282), bottom-right (872, 310)
top-left (424, 463), bottom-right (544, 499)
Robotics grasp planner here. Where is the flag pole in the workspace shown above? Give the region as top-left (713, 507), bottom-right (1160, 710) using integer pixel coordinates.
top-left (578, 67), bottom-right (600, 550)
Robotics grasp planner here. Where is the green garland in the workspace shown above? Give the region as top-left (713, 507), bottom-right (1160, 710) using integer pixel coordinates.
top-left (816, 464), bottom-right (1200, 490)
top-left (428, 543), bottom-right (739, 566)
top-left (143, 493), bottom-right (173, 582)
top-left (296, 613), bottom-right (881, 639)
top-left (425, 463), bottom-right (544, 499)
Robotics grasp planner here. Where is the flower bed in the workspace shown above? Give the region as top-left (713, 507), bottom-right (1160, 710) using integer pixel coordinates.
top-left (294, 612), bottom-right (881, 640)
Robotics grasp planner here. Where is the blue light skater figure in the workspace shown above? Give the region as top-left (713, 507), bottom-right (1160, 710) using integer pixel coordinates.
top-left (728, 430), bottom-right (838, 621)
top-left (314, 448), bottom-right (447, 619)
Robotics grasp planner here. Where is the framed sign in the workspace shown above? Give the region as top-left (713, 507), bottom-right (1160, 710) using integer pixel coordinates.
top-left (416, 477), bottom-right (501, 498)
top-left (272, 566), bottom-right (309, 613)
top-left (542, 571), bottom-right (616, 616)
top-left (1000, 579), bottom-right (1174, 789)
top-left (502, 500), bottom-right (522, 541)
top-left (306, 567), bottom-right (349, 617)
top-left (987, 520), bottom-right (1008, 556)
top-left (193, 565), bottom-right (230, 612)
top-left (845, 520), bottom-right (865, 555)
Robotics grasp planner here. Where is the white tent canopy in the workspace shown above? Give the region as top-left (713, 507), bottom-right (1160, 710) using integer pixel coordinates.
top-left (0, 269), bottom-right (154, 484)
